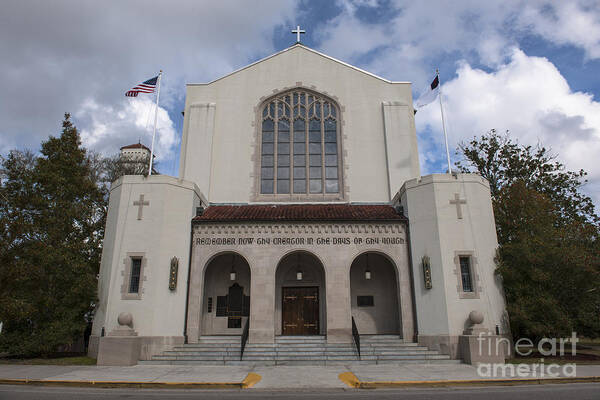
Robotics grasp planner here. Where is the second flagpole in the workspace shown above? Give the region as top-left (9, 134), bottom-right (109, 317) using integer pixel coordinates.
top-left (148, 70), bottom-right (162, 176)
top-left (437, 69), bottom-right (452, 174)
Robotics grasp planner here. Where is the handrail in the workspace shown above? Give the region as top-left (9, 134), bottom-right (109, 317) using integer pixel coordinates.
top-left (240, 318), bottom-right (250, 361)
top-left (351, 316), bottom-right (361, 360)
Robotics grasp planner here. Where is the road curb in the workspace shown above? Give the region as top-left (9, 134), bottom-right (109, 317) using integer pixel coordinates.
top-left (0, 373), bottom-right (262, 389)
top-left (338, 372), bottom-right (600, 388)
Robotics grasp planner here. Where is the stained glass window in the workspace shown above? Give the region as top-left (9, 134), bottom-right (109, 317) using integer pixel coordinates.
top-left (260, 90), bottom-right (340, 195)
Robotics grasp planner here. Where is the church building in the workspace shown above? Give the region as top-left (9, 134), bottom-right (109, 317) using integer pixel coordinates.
top-left (89, 43), bottom-right (509, 365)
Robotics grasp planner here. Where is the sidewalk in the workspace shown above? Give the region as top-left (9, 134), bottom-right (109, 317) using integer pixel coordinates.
top-left (1, 363), bottom-right (600, 389)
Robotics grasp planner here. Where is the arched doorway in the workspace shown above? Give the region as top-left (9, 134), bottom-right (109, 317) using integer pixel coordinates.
top-left (275, 251), bottom-right (326, 336)
top-left (350, 252), bottom-right (400, 334)
top-left (201, 252), bottom-right (251, 335)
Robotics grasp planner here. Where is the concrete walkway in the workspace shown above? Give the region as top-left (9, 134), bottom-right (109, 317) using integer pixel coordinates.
top-left (1, 363), bottom-right (600, 389)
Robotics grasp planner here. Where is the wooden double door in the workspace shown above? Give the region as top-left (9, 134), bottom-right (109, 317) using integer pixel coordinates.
top-left (282, 286), bottom-right (320, 335)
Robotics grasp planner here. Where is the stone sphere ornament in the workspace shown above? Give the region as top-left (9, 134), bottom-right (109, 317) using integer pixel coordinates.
top-left (468, 310), bottom-right (484, 325)
top-left (117, 312), bottom-right (133, 327)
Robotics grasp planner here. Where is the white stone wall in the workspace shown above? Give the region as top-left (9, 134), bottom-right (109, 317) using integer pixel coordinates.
top-left (179, 45), bottom-right (420, 203)
top-left (91, 175), bottom-right (205, 339)
top-left (398, 174), bottom-right (507, 344)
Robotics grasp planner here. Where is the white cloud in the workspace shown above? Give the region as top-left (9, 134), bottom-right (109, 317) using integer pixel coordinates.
top-left (77, 97), bottom-right (177, 162)
top-left (314, 1), bottom-right (387, 60)
top-left (416, 48), bottom-right (600, 203)
top-left (317, 1), bottom-right (600, 87)
top-left (519, 1), bottom-right (600, 59)
top-left (0, 0), bottom-right (297, 170)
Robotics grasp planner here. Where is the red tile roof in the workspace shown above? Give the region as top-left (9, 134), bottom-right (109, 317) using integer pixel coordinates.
top-left (120, 143), bottom-right (150, 151)
top-left (193, 204), bottom-right (406, 223)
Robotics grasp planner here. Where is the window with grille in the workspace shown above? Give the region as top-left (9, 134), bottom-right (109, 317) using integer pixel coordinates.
top-left (128, 257), bottom-right (142, 293)
top-left (459, 256), bottom-right (473, 292)
top-left (260, 90), bottom-right (340, 196)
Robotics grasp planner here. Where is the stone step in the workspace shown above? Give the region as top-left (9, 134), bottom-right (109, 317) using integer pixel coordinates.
top-left (363, 347), bottom-right (431, 353)
top-left (164, 351), bottom-right (241, 357)
top-left (373, 359), bottom-right (462, 365)
top-left (362, 343), bottom-right (426, 348)
top-left (142, 358), bottom-right (463, 366)
top-left (361, 335), bottom-right (402, 340)
top-left (197, 340), bottom-right (241, 344)
top-left (166, 349), bottom-right (434, 357)
top-left (246, 343), bottom-right (350, 349)
top-left (198, 336), bottom-right (241, 343)
top-left (272, 348), bottom-right (354, 353)
top-left (245, 343), bottom-right (337, 347)
top-left (153, 355), bottom-right (243, 361)
top-left (363, 350), bottom-right (440, 355)
top-left (375, 354), bottom-right (451, 360)
top-left (251, 351), bottom-right (357, 356)
top-left (146, 336), bottom-right (455, 366)
top-left (276, 335), bottom-right (326, 340)
top-left (274, 339), bottom-right (327, 344)
top-left (199, 335), bottom-right (241, 339)
top-left (177, 343), bottom-right (240, 348)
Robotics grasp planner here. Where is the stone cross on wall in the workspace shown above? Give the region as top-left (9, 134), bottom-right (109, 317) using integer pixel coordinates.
top-left (449, 193), bottom-right (467, 219)
top-left (133, 194), bottom-right (149, 220)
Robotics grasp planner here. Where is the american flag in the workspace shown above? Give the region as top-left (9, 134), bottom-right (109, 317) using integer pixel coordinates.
top-left (125, 75), bottom-right (158, 97)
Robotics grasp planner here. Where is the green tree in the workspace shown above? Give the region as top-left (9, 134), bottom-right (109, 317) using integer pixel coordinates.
top-left (457, 130), bottom-right (600, 340)
top-left (0, 114), bottom-right (105, 356)
top-left (457, 130), bottom-right (598, 228)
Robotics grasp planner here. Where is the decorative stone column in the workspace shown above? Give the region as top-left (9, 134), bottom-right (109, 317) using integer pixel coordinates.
top-left (249, 261), bottom-right (276, 343)
top-left (325, 258), bottom-right (352, 343)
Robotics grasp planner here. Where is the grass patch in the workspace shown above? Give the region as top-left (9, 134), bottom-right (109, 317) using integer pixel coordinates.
top-left (0, 356), bottom-right (96, 365)
top-left (508, 346), bottom-right (600, 365)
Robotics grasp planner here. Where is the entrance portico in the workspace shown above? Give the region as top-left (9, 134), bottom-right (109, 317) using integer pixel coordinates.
top-left (185, 204), bottom-right (415, 345)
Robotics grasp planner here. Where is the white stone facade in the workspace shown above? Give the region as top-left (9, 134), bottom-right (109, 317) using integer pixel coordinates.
top-left (90, 44), bottom-right (507, 364)
top-left (397, 174), bottom-right (509, 357)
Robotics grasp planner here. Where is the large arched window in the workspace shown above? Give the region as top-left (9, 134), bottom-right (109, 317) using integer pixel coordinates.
top-left (259, 90), bottom-right (341, 197)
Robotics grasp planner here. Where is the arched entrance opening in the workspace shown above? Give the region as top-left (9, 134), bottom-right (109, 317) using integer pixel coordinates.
top-left (350, 252), bottom-right (400, 334)
top-left (201, 252), bottom-right (251, 335)
top-left (275, 251), bottom-right (326, 336)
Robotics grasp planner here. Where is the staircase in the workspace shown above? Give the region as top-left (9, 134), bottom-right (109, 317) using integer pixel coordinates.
top-left (143, 335), bottom-right (459, 365)
top-left (358, 335), bottom-right (458, 364)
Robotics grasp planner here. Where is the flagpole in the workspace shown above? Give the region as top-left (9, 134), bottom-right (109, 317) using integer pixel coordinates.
top-left (437, 69), bottom-right (452, 174)
top-left (148, 70), bottom-right (162, 176)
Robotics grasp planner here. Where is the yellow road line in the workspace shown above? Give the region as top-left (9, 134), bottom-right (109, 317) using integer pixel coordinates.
top-left (338, 372), bottom-right (360, 388)
top-left (0, 374), bottom-right (263, 389)
top-left (241, 373), bottom-right (262, 388)
top-left (338, 373), bottom-right (600, 389)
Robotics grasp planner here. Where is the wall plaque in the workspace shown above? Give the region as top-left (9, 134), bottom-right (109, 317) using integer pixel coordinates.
top-left (357, 295), bottom-right (374, 307)
top-left (169, 257), bottom-right (179, 291)
top-left (422, 255), bottom-right (432, 289)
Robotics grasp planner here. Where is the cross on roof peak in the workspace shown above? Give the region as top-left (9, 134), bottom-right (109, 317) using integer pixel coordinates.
top-left (291, 25), bottom-right (306, 43)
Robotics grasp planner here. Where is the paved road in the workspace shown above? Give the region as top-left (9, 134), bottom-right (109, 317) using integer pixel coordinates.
top-left (0, 383), bottom-right (599, 400)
